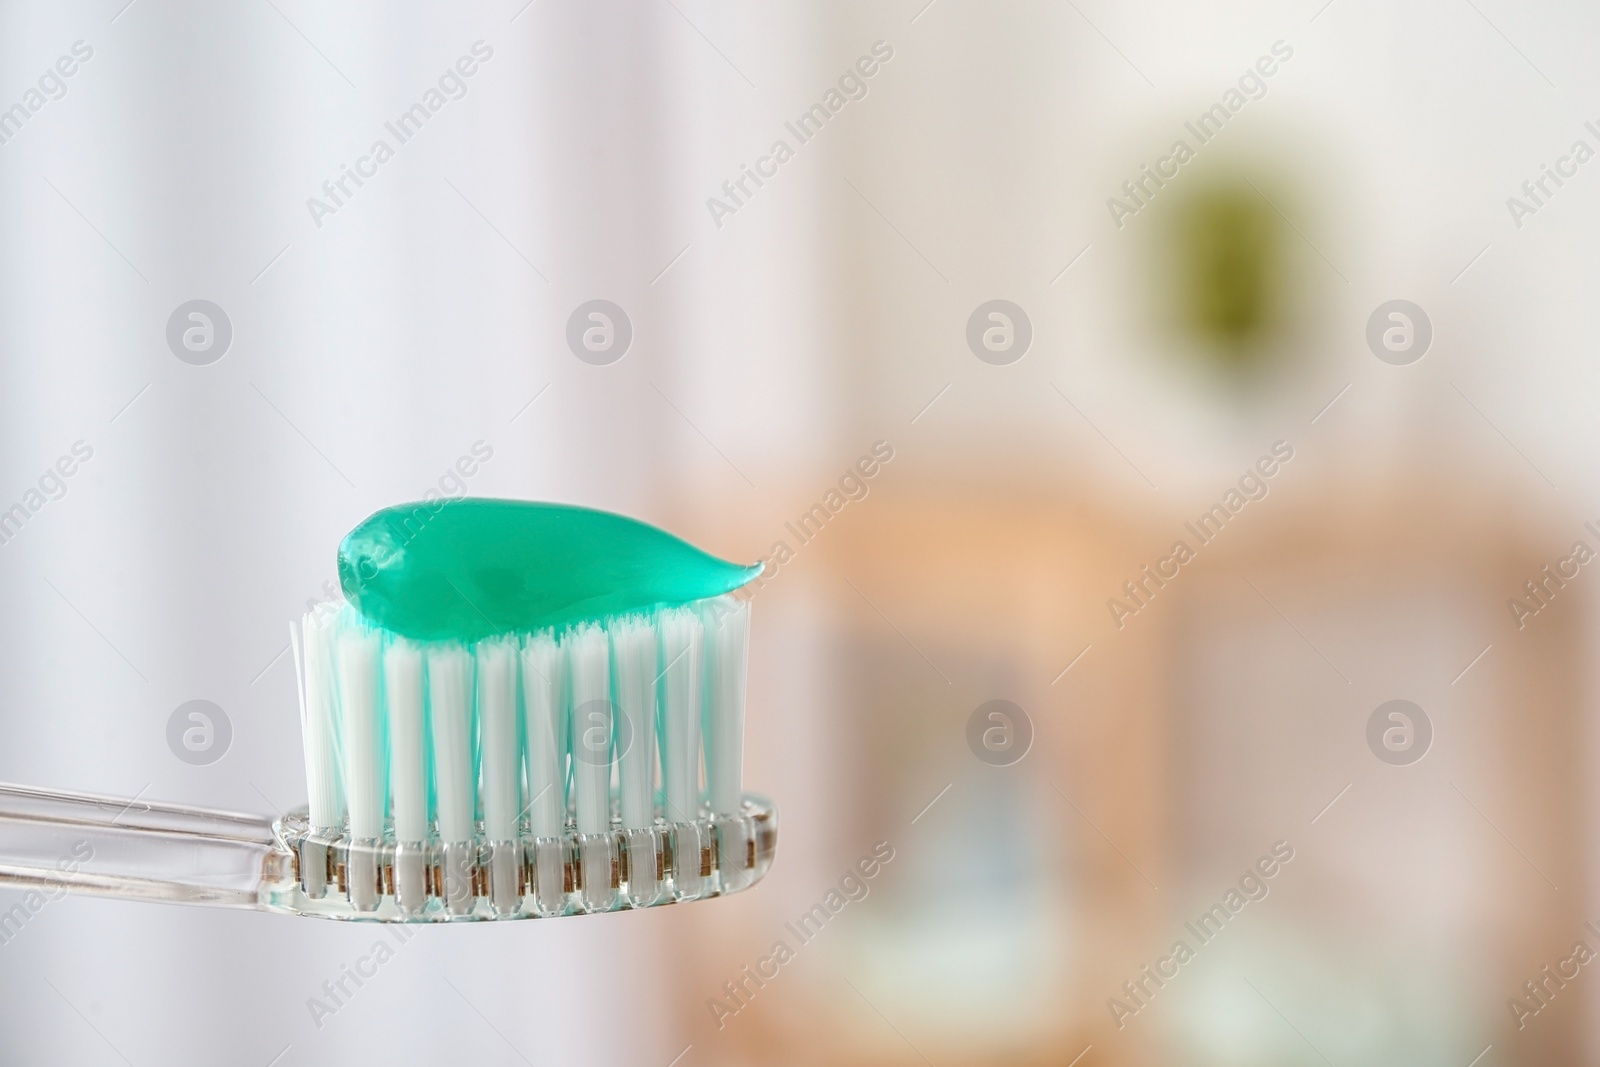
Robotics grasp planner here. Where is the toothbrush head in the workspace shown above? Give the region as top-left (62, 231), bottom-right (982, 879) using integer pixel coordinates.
top-left (275, 499), bottom-right (775, 922)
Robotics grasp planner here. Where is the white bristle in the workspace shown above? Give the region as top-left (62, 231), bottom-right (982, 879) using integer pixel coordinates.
top-left (294, 587), bottom-right (754, 874)
top-left (298, 605), bottom-right (343, 831)
top-left (384, 639), bottom-right (426, 843)
top-left (566, 624), bottom-right (612, 835)
top-left (521, 634), bottom-right (566, 839)
top-left (427, 644), bottom-right (476, 843)
top-left (476, 639), bottom-right (520, 842)
top-left (658, 608), bottom-right (704, 825)
top-left (337, 629), bottom-right (385, 840)
top-left (701, 596), bottom-right (750, 817)
top-left (612, 616), bottom-right (658, 830)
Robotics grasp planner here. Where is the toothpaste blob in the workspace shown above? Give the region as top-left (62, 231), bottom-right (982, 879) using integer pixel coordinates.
top-left (338, 498), bottom-right (762, 642)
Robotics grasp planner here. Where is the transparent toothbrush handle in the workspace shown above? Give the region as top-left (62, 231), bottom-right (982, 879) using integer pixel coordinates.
top-left (0, 782), bottom-right (779, 920)
top-left (0, 782), bottom-right (286, 909)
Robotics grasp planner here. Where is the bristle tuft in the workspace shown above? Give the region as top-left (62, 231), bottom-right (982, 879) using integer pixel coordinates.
top-left (658, 607), bottom-right (704, 825)
top-left (612, 615), bottom-right (658, 831)
top-left (702, 595), bottom-right (750, 817)
top-left (426, 644), bottom-right (475, 843)
top-left (477, 638), bottom-right (519, 842)
top-left (294, 596), bottom-right (753, 854)
top-left (521, 633), bottom-right (565, 838)
top-left (298, 605), bottom-right (344, 831)
top-left (337, 628), bottom-right (385, 839)
top-left (384, 638), bottom-right (426, 842)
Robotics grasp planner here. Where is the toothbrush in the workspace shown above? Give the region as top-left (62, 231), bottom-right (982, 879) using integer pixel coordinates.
top-left (0, 499), bottom-right (776, 921)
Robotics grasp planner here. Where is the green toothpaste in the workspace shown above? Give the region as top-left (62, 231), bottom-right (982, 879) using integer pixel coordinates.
top-left (338, 498), bottom-right (762, 642)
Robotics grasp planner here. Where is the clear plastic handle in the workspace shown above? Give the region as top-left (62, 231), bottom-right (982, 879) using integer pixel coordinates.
top-left (0, 781), bottom-right (777, 921)
top-left (0, 782), bottom-right (284, 909)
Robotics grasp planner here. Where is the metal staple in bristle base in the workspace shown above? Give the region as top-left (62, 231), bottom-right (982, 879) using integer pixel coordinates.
top-left (442, 843), bottom-right (475, 915)
top-left (395, 843), bottom-right (427, 914)
top-left (266, 795), bottom-right (775, 922)
top-left (297, 834), bottom-right (331, 899)
top-left (623, 827), bottom-right (664, 907)
top-left (532, 837), bottom-right (566, 915)
top-left (575, 833), bottom-right (617, 912)
top-left (713, 814), bottom-right (754, 894)
top-left (348, 840), bottom-right (380, 911)
top-left (488, 842), bottom-right (521, 915)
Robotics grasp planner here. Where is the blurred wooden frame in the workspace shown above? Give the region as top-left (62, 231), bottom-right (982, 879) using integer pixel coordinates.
top-left (1165, 475), bottom-right (1587, 1066)
top-left (676, 475), bottom-right (1588, 1066)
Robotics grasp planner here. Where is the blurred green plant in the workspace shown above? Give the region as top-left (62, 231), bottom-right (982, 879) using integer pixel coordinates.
top-left (1163, 174), bottom-right (1288, 378)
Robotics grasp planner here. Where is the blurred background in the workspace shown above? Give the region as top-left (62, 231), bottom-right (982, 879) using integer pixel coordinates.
top-left (1, 0), bottom-right (1597, 1063)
